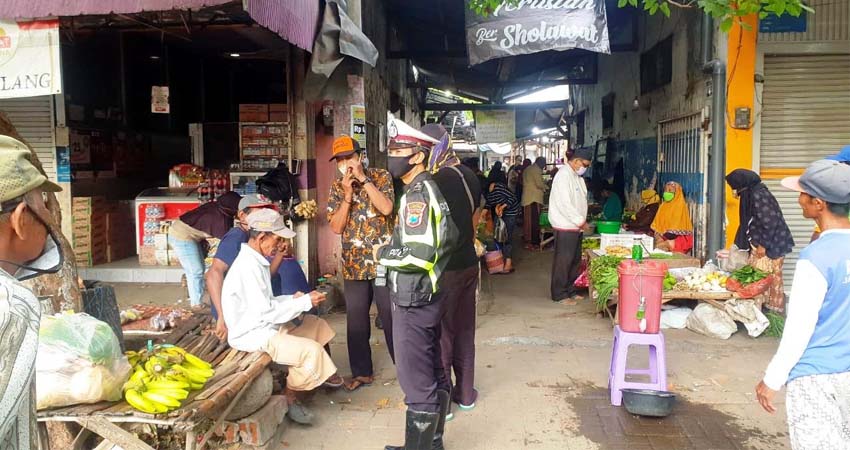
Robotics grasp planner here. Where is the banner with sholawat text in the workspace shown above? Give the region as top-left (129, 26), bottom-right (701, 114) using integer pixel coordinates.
top-left (0, 20), bottom-right (62, 99)
top-left (465, 0), bottom-right (610, 66)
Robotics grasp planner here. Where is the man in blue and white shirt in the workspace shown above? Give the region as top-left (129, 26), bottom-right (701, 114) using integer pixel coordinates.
top-left (757, 159), bottom-right (850, 450)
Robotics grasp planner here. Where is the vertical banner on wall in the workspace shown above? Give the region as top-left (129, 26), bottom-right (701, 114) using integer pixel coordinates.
top-left (465, 0), bottom-right (610, 66)
top-left (474, 109), bottom-right (516, 143)
top-left (351, 105), bottom-right (366, 148)
top-left (0, 19), bottom-right (62, 99)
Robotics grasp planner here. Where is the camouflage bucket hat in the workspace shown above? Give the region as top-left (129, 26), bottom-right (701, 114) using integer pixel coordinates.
top-left (0, 135), bottom-right (62, 203)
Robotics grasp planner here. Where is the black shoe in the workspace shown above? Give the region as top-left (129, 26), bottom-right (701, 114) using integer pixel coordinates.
top-left (432, 390), bottom-right (450, 450)
top-left (376, 315), bottom-right (384, 330)
top-left (385, 410), bottom-right (440, 450)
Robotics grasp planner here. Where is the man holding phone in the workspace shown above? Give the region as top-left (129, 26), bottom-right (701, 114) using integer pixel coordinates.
top-left (327, 135), bottom-right (396, 392)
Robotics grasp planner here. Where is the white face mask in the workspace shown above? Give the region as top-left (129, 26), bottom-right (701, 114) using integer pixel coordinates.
top-left (338, 163), bottom-right (348, 176)
top-left (11, 233), bottom-right (64, 281)
top-left (576, 166), bottom-right (587, 176)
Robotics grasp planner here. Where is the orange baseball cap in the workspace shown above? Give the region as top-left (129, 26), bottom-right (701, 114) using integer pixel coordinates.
top-left (330, 135), bottom-right (362, 161)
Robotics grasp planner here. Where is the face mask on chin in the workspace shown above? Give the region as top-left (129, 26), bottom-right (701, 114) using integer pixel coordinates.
top-left (575, 166), bottom-right (587, 176)
top-left (8, 232), bottom-right (64, 281)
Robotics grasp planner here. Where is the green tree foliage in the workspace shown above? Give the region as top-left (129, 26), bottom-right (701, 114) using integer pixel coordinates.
top-left (468, 0), bottom-right (813, 32)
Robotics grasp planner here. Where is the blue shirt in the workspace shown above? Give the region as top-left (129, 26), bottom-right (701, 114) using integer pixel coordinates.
top-left (215, 227), bottom-right (249, 268)
top-left (788, 230), bottom-right (850, 382)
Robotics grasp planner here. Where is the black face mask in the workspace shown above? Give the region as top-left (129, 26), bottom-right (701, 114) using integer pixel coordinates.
top-left (388, 155), bottom-right (416, 179)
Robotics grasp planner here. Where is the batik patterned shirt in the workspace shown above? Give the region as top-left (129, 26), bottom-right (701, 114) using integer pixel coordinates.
top-left (327, 167), bottom-right (394, 280)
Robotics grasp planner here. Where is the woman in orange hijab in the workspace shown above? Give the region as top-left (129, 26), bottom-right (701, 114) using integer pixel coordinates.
top-left (651, 181), bottom-right (694, 253)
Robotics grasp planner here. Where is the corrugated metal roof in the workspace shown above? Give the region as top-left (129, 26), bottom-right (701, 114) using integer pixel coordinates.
top-left (0, 1), bottom-right (232, 18)
top-left (0, 0), bottom-right (319, 52)
top-left (244, 0), bottom-right (318, 52)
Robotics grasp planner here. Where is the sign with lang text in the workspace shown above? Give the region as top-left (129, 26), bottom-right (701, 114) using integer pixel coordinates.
top-left (474, 109), bottom-right (516, 143)
top-left (351, 105), bottom-right (366, 148)
top-left (465, 0), bottom-right (610, 66)
top-left (0, 20), bottom-right (62, 99)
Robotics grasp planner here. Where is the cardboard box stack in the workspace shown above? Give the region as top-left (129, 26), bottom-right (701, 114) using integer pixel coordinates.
top-left (72, 197), bottom-right (107, 267)
top-left (105, 201), bottom-right (135, 262)
top-left (238, 104), bottom-right (269, 122)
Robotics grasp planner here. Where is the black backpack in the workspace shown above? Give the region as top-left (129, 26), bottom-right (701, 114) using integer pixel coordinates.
top-left (256, 163), bottom-right (302, 219)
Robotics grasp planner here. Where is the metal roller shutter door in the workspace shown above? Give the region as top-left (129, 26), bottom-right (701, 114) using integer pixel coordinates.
top-left (760, 54), bottom-right (850, 286)
top-left (0, 96), bottom-right (57, 181)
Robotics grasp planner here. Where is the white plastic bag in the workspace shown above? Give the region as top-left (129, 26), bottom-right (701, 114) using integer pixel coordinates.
top-left (660, 307), bottom-right (692, 329)
top-left (686, 303), bottom-right (738, 339)
top-left (724, 299), bottom-right (769, 338)
top-left (36, 313), bottom-right (131, 410)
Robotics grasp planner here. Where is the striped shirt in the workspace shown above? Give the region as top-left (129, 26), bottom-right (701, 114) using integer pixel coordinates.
top-left (485, 183), bottom-right (521, 216)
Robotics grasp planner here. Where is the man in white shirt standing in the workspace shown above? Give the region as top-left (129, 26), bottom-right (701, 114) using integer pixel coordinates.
top-left (222, 208), bottom-right (342, 424)
top-left (757, 159), bottom-right (850, 450)
top-left (548, 148), bottom-right (592, 304)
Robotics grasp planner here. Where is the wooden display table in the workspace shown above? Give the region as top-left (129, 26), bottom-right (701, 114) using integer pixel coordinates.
top-left (38, 312), bottom-right (272, 450)
top-left (585, 250), bottom-right (737, 321)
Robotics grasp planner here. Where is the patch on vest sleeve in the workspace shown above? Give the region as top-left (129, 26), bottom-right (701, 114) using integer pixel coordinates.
top-left (405, 202), bottom-right (427, 228)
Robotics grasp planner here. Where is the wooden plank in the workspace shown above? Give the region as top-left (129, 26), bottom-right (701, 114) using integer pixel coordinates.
top-left (196, 375), bottom-right (257, 450)
top-left (193, 373), bottom-right (239, 401)
top-left (75, 417), bottom-right (156, 450)
top-left (164, 315), bottom-right (208, 345)
top-left (93, 439), bottom-right (115, 450)
top-left (71, 427), bottom-right (92, 450)
top-left (40, 415), bottom-right (176, 426)
top-left (217, 348), bottom-right (240, 367)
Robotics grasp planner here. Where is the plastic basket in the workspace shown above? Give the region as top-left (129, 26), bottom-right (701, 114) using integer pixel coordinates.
top-left (596, 221), bottom-right (622, 234)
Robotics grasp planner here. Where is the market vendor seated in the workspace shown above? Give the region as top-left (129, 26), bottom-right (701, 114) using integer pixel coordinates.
top-left (206, 194), bottom-right (310, 341)
top-left (221, 208), bottom-right (343, 425)
top-left (599, 181), bottom-right (623, 222)
top-left (651, 181), bottom-right (694, 253)
top-left (624, 189), bottom-right (661, 234)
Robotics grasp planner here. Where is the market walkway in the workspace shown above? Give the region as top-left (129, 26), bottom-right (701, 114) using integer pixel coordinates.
top-left (279, 248), bottom-right (791, 450)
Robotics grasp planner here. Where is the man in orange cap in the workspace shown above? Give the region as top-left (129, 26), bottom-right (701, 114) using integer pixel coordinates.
top-left (326, 135), bottom-right (396, 391)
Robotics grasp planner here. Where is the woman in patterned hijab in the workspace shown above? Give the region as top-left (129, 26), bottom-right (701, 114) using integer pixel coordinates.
top-left (726, 169), bottom-right (794, 312)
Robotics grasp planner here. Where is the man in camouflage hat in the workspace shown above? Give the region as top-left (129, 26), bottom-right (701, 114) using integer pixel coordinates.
top-left (0, 135), bottom-right (64, 450)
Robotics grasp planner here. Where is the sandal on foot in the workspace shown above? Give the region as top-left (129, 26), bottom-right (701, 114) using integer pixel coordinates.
top-left (344, 376), bottom-right (374, 392)
top-left (322, 374), bottom-right (345, 389)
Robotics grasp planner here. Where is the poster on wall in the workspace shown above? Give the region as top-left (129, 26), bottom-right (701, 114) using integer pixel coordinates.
top-left (0, 19), bottom-right (62, 99)
top-left (465, 0), bottom-right (610, 66)
top-left (474, 109), bottom-right (516, 143)
top-left (151, 86), bottom-right (170, 114)
top-left (351, 105), bottom-right (366, 148)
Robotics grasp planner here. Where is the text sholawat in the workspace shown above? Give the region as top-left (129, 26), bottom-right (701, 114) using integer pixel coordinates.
top-left (476, 21), bottom-right (601, 49)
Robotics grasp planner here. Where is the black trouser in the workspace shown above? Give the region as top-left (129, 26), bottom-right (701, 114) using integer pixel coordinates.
top-left (440, 266), bottom-right (479, 406)
top-left (525, 203), bottom-right (541, 245)
top-left (344, 279), bottom-right (394, 378)
top-left (392, 292), bottom-right (451, 412)
top-left (550, 230), bottom-right (584, 301)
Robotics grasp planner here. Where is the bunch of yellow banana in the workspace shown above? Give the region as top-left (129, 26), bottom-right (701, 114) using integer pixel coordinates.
top-left (122, 345), bottom-right (214, 414)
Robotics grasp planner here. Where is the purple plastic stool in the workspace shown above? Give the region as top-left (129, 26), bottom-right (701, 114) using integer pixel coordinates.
top-left (608, 325), bottom-right (667, 406)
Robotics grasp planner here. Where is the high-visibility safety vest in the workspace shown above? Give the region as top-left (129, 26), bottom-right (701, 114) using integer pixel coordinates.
top-left (379, 171), bottom-right (459, 307)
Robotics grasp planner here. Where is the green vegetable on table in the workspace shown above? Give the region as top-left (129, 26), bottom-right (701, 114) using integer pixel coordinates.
top-left (648, 253), bottom-right (676, 259)
top-left (663, 272), bottom-right (677, 291)
top-left (590, 256), bottom-right (623, 311)
top-left (582, 238), bottom-right (600, 250)
top-left (730, 265), bottom-right (769, 285)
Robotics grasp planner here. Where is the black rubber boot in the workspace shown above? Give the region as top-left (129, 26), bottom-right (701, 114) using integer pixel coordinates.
top-left (385, 410), bottom-right (440, 450)
top-left (432, 390), bottom-right (450, 450)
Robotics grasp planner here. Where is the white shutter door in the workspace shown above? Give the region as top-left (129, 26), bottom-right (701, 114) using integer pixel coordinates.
top-left (760, 54), bottom-right (850, 286)
top-left (0, 96), bottom-right (57, 181)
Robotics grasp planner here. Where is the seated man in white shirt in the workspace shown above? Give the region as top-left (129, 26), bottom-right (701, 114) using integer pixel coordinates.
top-left (221, 208), bottom-right (342, 424)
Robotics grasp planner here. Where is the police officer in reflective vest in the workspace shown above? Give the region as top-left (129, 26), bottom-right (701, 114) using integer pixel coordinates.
top-left (374, 118), bottom-right (459, 450)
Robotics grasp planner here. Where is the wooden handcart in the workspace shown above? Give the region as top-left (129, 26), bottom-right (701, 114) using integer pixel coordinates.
top-left (37, 312), bottom-right (273, 450)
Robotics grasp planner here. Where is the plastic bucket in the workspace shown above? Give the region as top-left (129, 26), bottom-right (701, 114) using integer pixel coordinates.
top-left (617, 260), bottom-right (667, 334)
top-left (539, 212), bottom-right (551, 228)
top-left (596, 221), bottom-right (622, 234)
